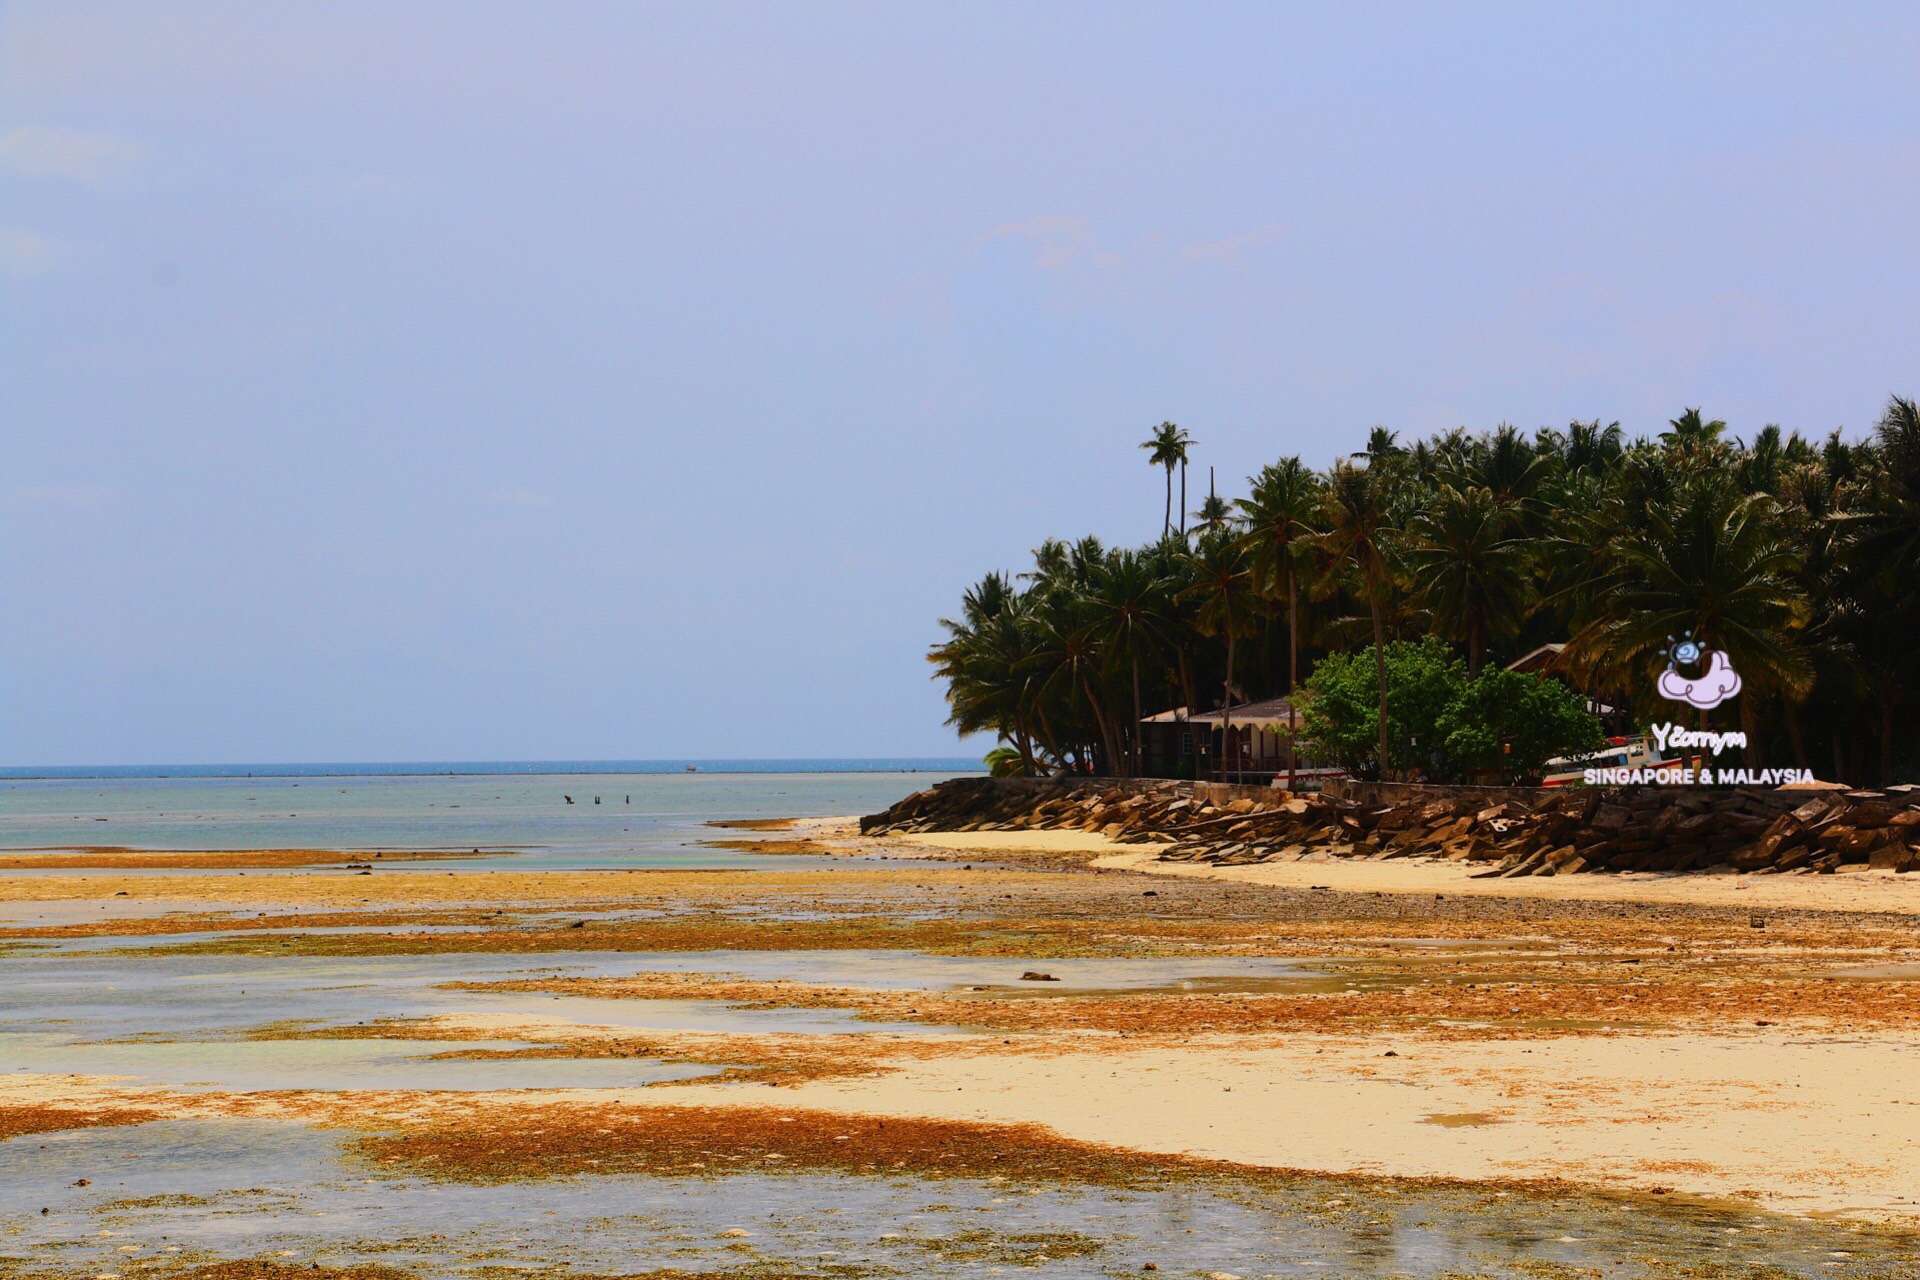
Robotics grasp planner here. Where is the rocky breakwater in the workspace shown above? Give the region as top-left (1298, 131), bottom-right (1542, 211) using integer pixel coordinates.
top-left (860, 776), bottom-right (1920, 877)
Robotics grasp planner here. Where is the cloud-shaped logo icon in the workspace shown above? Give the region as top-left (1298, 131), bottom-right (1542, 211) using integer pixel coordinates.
top-left (1657, 647), bottom-right (1742, 710)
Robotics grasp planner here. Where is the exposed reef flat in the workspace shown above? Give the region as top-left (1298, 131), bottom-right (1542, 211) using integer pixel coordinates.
top-left (6, 814), bottom-right (1920, 1276)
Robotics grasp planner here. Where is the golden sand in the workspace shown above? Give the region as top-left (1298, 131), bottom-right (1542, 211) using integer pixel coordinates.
top-left (8, 819), bottom-right (1920, 1224)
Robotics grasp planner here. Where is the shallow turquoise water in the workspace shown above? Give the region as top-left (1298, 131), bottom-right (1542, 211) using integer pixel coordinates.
top-left (0, 770), bottom-right (964, 868)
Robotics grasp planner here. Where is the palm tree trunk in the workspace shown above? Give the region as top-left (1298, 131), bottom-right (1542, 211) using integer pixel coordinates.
top-left (1368, 570), bottom-right (1390, 780)
top-left (1286, 568), bottom-right (1299, 792)
top-left (1221, 629), bottom-right (1236, 783)
top-left (1783, 695), bottom-right (1809, 772)
top-left (1035, 708), bottom-right (1064, 774)
top-left (1131, 655), bottom-right (1143, 778)
top-left (1880, 675), bottom-right (1896, 787)
top-left (1163, 467), bottom-right (1172, 536)
top-left (1468, 624), bottom-right (1483, 679)
top-left (1179, 462), bottom-right (1187, 537)
top-left (1082, 675), bottom-right (1122, 778)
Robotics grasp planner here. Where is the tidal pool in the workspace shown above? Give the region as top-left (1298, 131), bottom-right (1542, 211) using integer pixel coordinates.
top-left (3, 1119), bottom-right (1916, 1278)
top-left (0, 947), bottom-right (961, 1092)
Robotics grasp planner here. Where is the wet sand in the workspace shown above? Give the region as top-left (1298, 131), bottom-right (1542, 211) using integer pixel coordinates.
top-left (6, 815), bottom-right (1920, 1274)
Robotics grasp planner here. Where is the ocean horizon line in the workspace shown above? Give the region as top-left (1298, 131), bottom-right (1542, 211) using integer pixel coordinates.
top-left (0, 757), bottom-right (984, 781)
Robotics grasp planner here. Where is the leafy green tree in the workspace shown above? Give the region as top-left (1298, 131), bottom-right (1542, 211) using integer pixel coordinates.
top-left (1299, 637), bottom-right (1464, 780)
top-left (1442, 668), bottom-right (1607, 784)
top-left (1318, 459), bottom-right (1399, 775)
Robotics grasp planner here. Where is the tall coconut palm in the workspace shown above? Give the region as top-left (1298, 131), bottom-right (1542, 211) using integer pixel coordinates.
top-left (1539, 419), bottom-right (1624, 481)
top-left (1354, 426), bottom-right (1404, 464)
top-left (1083, 548), bottom-right (1176, 775)
top-left (1661, 407), bottom-right (1729, 455)
top-left (1318, 459), bottom-right (1398, 776)
top-left (1140, 422), bottom-right (1192, 537)
top-left (1564, 472), bottom-right (1811, 758)
top-left (928, 575), bottom-right (1043, 774)
top-left (1468, 424), bottom-right (1549, 508)
top-left (1402, 484), bottom-right (1532, 676)
top-left (1236, 457), bottom-right (1324, 786)
top-left (1191, 492), bottom-right (1233, 542)
top-left (1836, 396), bottom-right (1920, 781)
top-left (1178, 531), bottom-right (1259, 779)
top-left (1027, 586), bottom-right (1122, 775)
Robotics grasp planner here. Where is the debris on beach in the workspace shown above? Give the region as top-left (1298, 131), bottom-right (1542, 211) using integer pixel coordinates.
top-left (863, 776), bottom-right (1920, 877)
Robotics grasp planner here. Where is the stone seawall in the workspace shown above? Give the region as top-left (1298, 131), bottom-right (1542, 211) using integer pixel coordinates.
top-left (860, 776), bottom-right (1920, 876)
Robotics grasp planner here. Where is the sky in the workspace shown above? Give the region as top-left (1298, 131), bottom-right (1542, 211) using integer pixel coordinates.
top-left (4, 3), bottom-right (1919, 766)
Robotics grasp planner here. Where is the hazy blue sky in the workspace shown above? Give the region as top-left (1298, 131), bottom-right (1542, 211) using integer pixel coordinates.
top-left (5, 3), bottom-right (1918, 765)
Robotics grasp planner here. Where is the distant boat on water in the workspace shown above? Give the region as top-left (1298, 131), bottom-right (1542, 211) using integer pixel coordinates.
top-left (685, 764), bottom-right (699, 773)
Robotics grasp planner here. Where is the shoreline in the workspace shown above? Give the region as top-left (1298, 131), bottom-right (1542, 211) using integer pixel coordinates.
top-left (5, 814), bottom-right (1920, 1239)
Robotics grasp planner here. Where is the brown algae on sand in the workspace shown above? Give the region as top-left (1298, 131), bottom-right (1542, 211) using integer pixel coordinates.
top-left (238, 1015), bottom-right (895, 1087)
top-left (349, 1100), bottom-right (1362, 1188)
top-left (0, 1101), bottom-right (161, 1138)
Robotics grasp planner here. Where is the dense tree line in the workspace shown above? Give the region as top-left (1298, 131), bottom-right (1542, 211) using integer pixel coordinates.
top-left (930, 398), bottom-right (1920, 785)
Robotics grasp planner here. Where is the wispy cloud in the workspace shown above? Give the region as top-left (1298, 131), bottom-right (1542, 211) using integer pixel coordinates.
top-left (0, 227), bottom-right (63, 277)
top-left (986, 215), bottom-right (1123, 272)
top-left (0, 125), bottom-right (144, 187)
top-left (1180, 224), bottom-right (1285, 266)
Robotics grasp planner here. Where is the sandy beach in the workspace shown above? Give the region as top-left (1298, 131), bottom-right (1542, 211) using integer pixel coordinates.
top-left (7, 811), bottom-right (1920, 1275)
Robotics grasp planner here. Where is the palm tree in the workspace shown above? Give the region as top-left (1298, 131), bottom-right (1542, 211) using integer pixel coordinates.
top-left (1318, 458), bottom-right (1398, 776)
top-left (932, 409), bottom-right (1920, 788)
top-left (1175, 426), bottom-right (1195, 535)
top-left (1402, 484), bottom-right (1531, 676)
top-left (1178, 532), bottom-right (1258, 779)
top-left (1236, 457), bottom-right (1324, 786)
top-left (1191, 492), bottom-right (1232, 541)
top-left (1540, 419), bottom-right (1624, 480)
top-left (1083, 548), bottom-right (1175, 775)
top-left (928, 574), bottom-right (1044, 774)
top-left (1836, 396), bottom-right (1920, 781)
top-left (1469, 424), bottom-right (1548, 506)
top-left (1140, 422), bottom-right (1191, 537)
top-left (1355, 426), bottom-right (1404, 464)
top-left (1027, 586), bottom-right (1122, 775)
top-left (1564, 472), bottom-right (1811, 760)
top-left (1661, 407), bottom-right (1729, 454)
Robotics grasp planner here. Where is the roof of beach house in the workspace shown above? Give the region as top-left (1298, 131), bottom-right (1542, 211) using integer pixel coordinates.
top-left (1140, 696), bottom-right (1305, 729)
top-left (1505, 643), bottom-right (1567, 674)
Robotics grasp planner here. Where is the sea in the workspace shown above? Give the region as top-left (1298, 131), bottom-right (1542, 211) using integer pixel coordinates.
top-left (0, 760), bottom-right (977, 870)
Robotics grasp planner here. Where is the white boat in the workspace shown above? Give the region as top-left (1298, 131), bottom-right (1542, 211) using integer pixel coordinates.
top-left (1542, 736), bottom-right (1680, 786)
